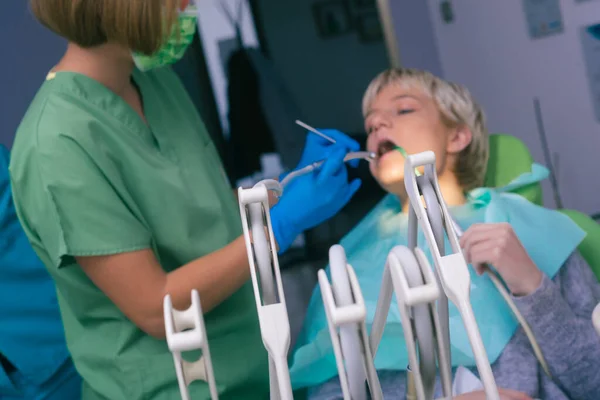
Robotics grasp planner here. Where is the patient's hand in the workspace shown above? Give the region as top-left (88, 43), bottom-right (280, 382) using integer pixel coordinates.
top-left (459, 223), bottom-right (543, 296)
top-left (455, 388), bottom-right (533, 400)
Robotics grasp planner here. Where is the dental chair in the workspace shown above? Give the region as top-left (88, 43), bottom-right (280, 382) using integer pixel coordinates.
top-left (484, 134), bottom-right (600, 280)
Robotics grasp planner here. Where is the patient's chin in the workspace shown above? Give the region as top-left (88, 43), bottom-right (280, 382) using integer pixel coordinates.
top-left (381, 182), bottom-right (405, 197)
top-left (377, 163), bottom-right (404, 183)
top-left (375, 170), bottom-right (406, 196)
top-left (371, 156), bottom-right (407, 195)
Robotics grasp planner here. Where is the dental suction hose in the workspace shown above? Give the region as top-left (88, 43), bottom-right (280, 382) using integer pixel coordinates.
top-left (451, 222), bottom-right (551, 378)
top-left (279, 152), bottom-right (375, 187)
top-left (419, 174), bottom-right (451, 372)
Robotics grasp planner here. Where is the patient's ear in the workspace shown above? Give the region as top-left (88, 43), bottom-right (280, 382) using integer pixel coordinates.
top-left (447, 125), bottom-right (472, 154)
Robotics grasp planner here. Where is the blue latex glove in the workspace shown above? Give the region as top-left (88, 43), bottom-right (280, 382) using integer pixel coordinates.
top-left (297, 129), bottom-right (361, 169)
top-left (271, 148), bottom-right (362, 253)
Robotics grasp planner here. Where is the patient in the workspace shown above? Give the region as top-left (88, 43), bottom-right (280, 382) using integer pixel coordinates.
top-left (290, 68), bottom-right (600, 400)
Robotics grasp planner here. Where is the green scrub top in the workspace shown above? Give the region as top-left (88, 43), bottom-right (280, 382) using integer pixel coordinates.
top-left (9, 67), bottom-right (269, 399)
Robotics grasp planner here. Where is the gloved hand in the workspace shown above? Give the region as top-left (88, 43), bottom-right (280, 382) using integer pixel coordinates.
top-left (271, 148), bottom-right (361, 253)
top-left (296, 129), bottom-right (361, 169)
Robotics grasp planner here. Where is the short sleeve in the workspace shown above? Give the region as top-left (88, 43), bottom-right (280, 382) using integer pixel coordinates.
top-left (31, 136), bottom-right (152, 268)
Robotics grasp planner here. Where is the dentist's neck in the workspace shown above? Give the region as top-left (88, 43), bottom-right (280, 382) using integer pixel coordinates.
top-left (399, 172), bottom-right (467, 214)
top-left (53, 42), bottom-right (135, 97)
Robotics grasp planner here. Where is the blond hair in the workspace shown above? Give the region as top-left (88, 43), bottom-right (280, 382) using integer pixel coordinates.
top-left (30, 0), bottom-right (181, 55)
top-left (362, 68), bottom-right (488, 191)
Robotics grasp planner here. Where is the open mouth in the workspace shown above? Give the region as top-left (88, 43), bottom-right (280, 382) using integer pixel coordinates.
top-left (377, 140), bottom-right (398, 159)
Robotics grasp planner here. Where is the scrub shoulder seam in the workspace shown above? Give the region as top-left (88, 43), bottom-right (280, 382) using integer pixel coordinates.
top-left (66, 244), bottom-right (151, 257)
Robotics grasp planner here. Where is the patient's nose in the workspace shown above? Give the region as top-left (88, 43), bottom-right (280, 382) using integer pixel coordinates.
top-left (370, 111), bottom-right (393, 134)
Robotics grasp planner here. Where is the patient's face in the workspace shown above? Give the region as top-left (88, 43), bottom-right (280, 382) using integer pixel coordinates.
top-left (365, 84), bottom-right (458, 195)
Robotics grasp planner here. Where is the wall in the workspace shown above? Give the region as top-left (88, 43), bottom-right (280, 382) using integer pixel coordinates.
top-left (171, 34), bottom-right (227, 163)
top-left (424, 0), bottom-right (600, 215)
top-left (0, 2), bottom-right (66, 148)
top-left (256, 0), bottom-right (389, 134)
top-left (195, 0), bottom-right (259, 135)
top-left (388, 0), bottom-right (443, 77)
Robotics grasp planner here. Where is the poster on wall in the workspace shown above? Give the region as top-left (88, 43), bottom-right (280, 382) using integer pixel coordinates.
top-left (522, 0), bottom-right (564, 39)
top-left (580, 24), bottom-right (600, 122)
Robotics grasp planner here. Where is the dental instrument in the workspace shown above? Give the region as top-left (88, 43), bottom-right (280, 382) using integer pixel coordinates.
top-left (238, 181), bottom-right (293, 400)
top-left (319, 244), bottom-right (442, 400)
top-left (403, 151), bottom-right (499, 400)
top-left (318, 245), bottom-right (383, 400)
top-left (280, 151), bottom-right (375, 187)
top-left (164, 290), bottom-right (219, 400)
top-left (295, 120), bottom-right (338, 144)
top-left (369, 149), bottom-right (452, 400)
top-left (370, 244), bottom-right (450, 400)
top-left (284, 120), bottom-right (376, 187)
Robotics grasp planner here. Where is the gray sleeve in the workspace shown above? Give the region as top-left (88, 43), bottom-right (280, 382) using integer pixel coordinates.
top-left (512, 252), bottom-right (600, 400)
top-left (308, 370), bottom-right (411, 400)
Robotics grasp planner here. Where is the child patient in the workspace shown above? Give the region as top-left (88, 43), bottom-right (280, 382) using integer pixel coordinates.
top-left (289, 68), bottom-right (600, 400)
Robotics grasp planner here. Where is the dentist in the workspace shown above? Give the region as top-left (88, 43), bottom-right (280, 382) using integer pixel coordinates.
top-left (10, 1), bottom-right (361, 399)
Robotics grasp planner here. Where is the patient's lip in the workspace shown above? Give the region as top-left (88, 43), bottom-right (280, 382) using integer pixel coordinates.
top-left (376, 148), bottom-right (397, 165)
top-left (369, 131), bottom-right (396, 154)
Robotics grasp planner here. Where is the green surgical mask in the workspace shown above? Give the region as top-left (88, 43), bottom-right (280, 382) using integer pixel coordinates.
top-left (132, 7), bottom-right (198, 72)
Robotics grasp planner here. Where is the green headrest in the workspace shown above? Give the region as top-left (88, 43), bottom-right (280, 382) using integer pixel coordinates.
top-left (484, 134), bottom-right (543, 205)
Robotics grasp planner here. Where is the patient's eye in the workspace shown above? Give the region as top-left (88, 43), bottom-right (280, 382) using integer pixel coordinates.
top-left (397, 108), bottom-right (414, 115)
